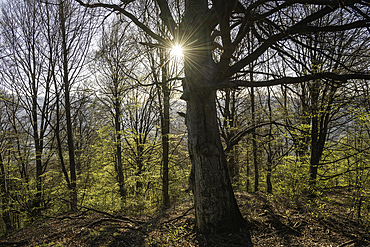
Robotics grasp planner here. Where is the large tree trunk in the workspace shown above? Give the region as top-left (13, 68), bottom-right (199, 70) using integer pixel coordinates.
top-left (184, 58), bottom-right (245, 233)
top-left (186, 84), bottom-right (245, 233)
top-left (183, 0), bottom-right (244, 234)
top-left (308, 80), bottom-right (335, 191)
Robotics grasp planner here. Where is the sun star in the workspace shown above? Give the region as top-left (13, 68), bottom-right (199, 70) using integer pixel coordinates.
top-left (171, 45), bottom-right (183, 57)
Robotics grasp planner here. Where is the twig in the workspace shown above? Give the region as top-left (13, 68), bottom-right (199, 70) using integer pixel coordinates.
top-left (0, 240), bottom-right (29, 246)
top-left (337, 240), bottom-right (357, 247)
top-left (43, 209), bottom-right (90, 220)
top-left (163, 206), bottom-right (194, 224)
top-left (43, 230), bottom-right (70, 242)
top-left (85, 218), bottom-right (148, 235)
top-left (58, 197), bottom-right (144, 224)
top-left (84, 217), bottom-right (128, 228)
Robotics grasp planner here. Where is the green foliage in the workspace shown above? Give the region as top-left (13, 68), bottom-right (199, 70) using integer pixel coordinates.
top-left (272, 156), bottom-right (310, 198)
top-left (36, 241), bottom-right (63, 247)
top-left (72, 121), bottom-right (190, 215)
top-left (148, 223), bottom-right (188, 247)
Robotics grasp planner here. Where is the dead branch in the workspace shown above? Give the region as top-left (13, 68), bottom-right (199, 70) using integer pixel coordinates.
top-left (264, 210), bottom-right (301, 235)
top-left (58, 198), bottom-right (144, 224)
top-left (337, 240), bottom-right (357, 247)
top-left (0, 240), bottom-right (29, 246)
top-left (84, 218), bottom-right (148, 235)
top-left (162, 206), bottom-right (194, 224)
top-left (84, 217), bottom-right (128, 228)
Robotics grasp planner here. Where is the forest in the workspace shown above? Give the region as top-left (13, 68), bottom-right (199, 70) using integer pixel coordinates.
top-left (0, 0), bottom-right (370, 246)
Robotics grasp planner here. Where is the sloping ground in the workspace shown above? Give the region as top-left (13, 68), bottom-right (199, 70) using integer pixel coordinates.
top-left (239, 190), bottom-right (370, 247)
top-left (0, 189), bottom-right (369, 247)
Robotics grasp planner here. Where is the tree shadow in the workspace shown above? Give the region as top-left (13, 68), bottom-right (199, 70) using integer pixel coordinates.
top-left (196, 227), bottom-right (253, 247)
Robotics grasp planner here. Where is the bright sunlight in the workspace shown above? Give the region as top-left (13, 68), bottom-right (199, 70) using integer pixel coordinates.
top-left (170, 45), bottom-right (183, 58)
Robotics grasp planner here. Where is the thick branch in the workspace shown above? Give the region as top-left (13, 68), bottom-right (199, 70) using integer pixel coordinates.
top-left (227, 6), bottom-right (338, 77)
top-left (295, 20), bottom-right (370, 33)
top-left (227, 2), bottom-right (370, 78)
top-left (291, 5), bottom-right (336, 28)
top-left (293, 0), bottom-right (360, 5)
top-left (157, 0), bottom-right (177, 36)
top-left (213, 0), bottom-right (236, 71)
top-left (225, 122), bottom-right (274, 153)
top-left (215, 73), bottom-right (370, 90)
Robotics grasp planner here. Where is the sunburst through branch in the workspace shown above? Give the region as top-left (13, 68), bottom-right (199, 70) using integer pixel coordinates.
top-left (170, 44), bottom-right (183, 58)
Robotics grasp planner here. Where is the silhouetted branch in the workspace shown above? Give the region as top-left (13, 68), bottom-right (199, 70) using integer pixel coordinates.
top-left (215, 73), bottom-right (370, 90)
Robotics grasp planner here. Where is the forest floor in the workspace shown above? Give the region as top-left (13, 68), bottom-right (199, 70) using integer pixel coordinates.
top-left (0, 187), bottom-right (369, 247)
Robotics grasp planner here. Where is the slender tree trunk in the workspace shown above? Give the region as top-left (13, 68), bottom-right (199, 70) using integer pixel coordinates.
top-left (30, 46), bottom-right (45, 213)
top-left (0, 152), bottom-right (13, 234)
top-left (228, 147), bottom-right (238, 181)
top-left (309, 80), bottom-right (335, 192)
top-left (161, 49), bottom-right (170, 208)
top-left (55, 99), bottom-right (71, 186)
top-left (114, 82), bottom-right (126, 201)
top-left (250, 86), bottom-right (258, 192)
top-left (246, 147), bottom-right (250, 192)
top-left (115, 102), bottom-right (126, 201)
top-left (135, 144), bottom-right (144, 195)
top-left (298, 83), bottom-right (310, 161)
top-left (266, 87), bottom-right (272, 194)
top-left (59, 0), bottom-right (77, 211)
top-left (34, 143), bottom-right (43, 211)
top-left (32, 95), bottom-right (43, 211)
top-left (53, 74), bottom-right (71, 191)
top-left (308, 79), bottom-right (321, 191)
top-left (224, 89), bottom-right (239, 181)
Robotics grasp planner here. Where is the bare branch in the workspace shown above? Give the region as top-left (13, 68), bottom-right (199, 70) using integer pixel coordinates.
top-left (215, 73), bottom-right (370, 90)
top-left (157, 0), bottom-right (177, 36)
top-left (225, 122), bottom-right (275, 153)
top-left (296, 20), bottom-right (370, 33)
top-left (74, 0), bottom-right (165, 43)
top-left (226, 2), bottom-right (370, 78)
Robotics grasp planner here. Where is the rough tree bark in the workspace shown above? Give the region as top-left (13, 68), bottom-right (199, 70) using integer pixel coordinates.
top-left (185, 82), bottom-right (245, 233)
top-left (183, 0), bottom-right (245, 233)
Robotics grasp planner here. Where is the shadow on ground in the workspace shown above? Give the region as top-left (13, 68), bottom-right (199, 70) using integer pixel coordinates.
top-left (1, 189), bottom-right (369, 246)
